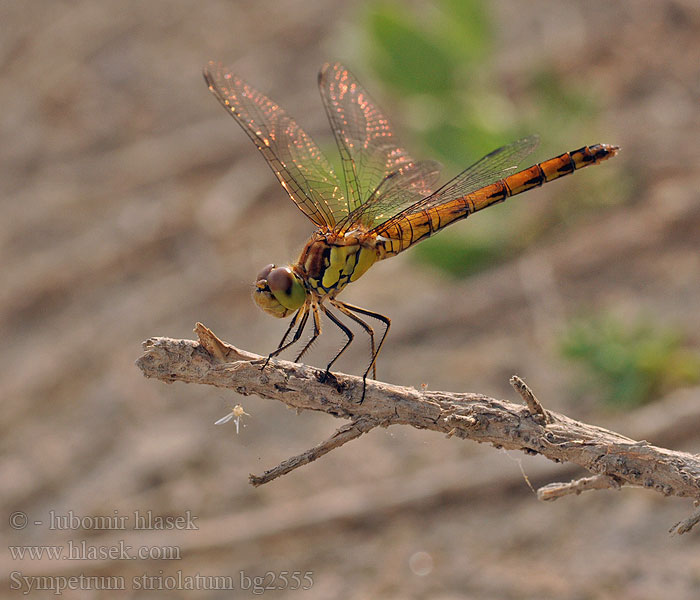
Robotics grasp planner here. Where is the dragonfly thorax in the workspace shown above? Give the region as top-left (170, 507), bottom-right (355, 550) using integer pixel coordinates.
top-left (253, 234), bottom-right (380, 320)
top-left (295, 233), bottom-right (379, 298)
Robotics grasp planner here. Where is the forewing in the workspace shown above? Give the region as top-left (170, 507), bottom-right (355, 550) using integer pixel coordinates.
top-left (204, 61), bottom-right (348, 228)
top-left (372, 136), bottom-right (539, 234)
top-left (318, 62), bottom-right (419, 214)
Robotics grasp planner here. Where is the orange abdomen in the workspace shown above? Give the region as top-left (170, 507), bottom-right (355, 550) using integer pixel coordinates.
top-left (378, 143), bottom-right (619, 257)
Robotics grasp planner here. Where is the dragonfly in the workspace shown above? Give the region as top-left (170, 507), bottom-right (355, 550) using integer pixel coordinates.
top-left (203, 61), bottom-right (619, 401)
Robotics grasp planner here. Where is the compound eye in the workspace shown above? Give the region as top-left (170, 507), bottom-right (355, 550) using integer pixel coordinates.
top-left (256, 264), bottom-right (275, 283)
top-left (267, 267), bottom-right (293, 294)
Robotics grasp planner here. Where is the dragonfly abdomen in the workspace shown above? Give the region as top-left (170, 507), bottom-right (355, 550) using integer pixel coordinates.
top-left (505, 143), bottom-right (618, 196)
top-left (376, 143), bottom-right (619, 258)
top-left (469, 143), bottom-right (619, 213)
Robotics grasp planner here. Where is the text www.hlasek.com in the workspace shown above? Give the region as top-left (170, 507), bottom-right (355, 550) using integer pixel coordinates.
top-left (8, 540), bottom-right (180, 561)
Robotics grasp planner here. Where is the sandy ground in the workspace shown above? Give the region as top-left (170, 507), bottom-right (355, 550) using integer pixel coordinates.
top-left (2, 0), bottom-right (700, 598)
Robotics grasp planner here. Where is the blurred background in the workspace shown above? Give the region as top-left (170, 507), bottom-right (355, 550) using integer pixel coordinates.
top-left (2, 0), bottom-right (700, 597)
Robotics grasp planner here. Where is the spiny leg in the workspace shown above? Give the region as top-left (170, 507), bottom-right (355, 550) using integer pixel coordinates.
top-left (263, 305), bottom-right (309, 370)
top-left (319, 304), bottom-right (354, 380)
top-left (279, 306), bottom-right (306, 348)
top-left (331, 299), bottom-right (377, 379)
top-left (294, 301), bottom-right (322, 363)
top-left (334, 300), bottom-right (391, 394)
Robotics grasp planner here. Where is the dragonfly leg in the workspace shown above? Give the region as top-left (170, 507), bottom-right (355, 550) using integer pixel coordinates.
top-left (294, 301), bottom-right (322, 363)
top-left (333, 300), bottom-right (391, 403)
top-left (331, 299), bottom-right (376, 378)
top-left (263, 305), bottom-right (309, 370)
top-left (319, 305), bottom-right (354, 381)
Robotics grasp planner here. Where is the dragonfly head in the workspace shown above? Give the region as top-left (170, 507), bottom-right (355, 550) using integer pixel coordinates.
top-left (253, 264), bottom-right (306, 318)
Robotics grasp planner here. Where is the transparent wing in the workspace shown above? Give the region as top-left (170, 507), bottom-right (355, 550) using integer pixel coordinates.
top-left (372, 136), bottom-right (539, 235)
top-left (341, 160), bottom-right (442, 231)
top-left (204, 61), bottom-right (348, 228)
top-left (318, 62), bottom-right (420, 217)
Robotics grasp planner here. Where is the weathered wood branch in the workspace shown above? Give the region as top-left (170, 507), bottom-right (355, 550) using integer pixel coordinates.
top-left (136, 323), bottom-right (700, 533)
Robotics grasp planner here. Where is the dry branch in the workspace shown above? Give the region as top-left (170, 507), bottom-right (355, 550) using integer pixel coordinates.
top-left (537, 474), bottom-right (623, 500)
top-left (249, 416), bottom-right (380, 487)
top-left (136, 323), bottom-right (700, 533)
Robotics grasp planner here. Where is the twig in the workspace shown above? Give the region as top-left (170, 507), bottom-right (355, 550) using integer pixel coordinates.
top-left (670, 504), bottom-right (700, 535)
top-left (538, 474), bottom-right (622, 500)
top-left (510, 375), bottom-right (551, 424)
top-left (249, 416), bottom-right (381, 486)
top-left (136, 324), bottom-right (700, 532)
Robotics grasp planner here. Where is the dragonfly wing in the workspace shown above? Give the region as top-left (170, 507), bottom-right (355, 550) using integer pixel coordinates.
top-left (372, 135), bottom-right (539, 239)
top-left (343, 160), bottom-right (442, 230)
top-left (318, 62), bottom-right (421, 218)
top-left (204, 61), bottom-right (348, 228)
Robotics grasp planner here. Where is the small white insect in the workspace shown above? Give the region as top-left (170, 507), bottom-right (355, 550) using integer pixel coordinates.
top-left (215, 404), bottom-right (250, 434)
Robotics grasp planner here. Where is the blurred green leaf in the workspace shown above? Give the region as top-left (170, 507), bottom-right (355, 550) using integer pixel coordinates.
top-left (366, 4), bottom-right (455, 95)
top-left (412, 230), bottom-right (508, 278)
top-left (560, 316), bottom-right (700, 408)
top-left (421, 120), bottom-right (474, 166)
top-left (421, 117), bottom-right (508, 169)
top-left (436, 0), bottom-right (491, 59)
